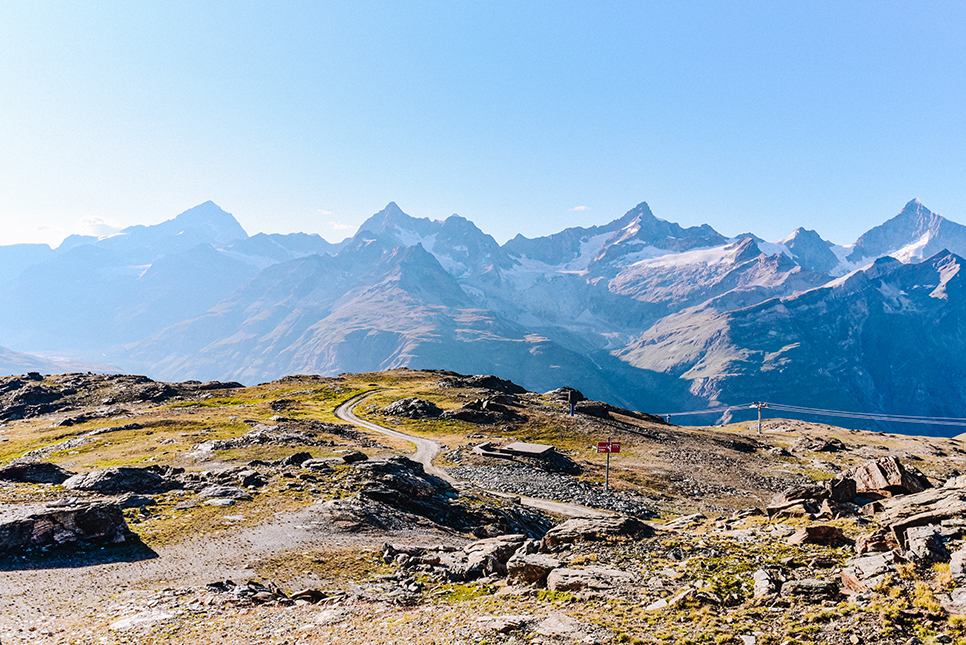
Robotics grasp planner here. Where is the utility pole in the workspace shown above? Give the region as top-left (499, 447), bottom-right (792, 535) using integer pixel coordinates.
top-left (751, 402), bottom-right (769, 434)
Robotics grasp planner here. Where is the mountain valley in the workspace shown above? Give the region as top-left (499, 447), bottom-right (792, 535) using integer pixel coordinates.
top-left (1, 198), bottom-right (964, 433)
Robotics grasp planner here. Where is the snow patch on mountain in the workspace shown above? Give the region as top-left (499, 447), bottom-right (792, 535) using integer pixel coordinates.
top-left (395, 228), bottom-right (437, 253)
top-left (930, 255), bottom-right (961, 300)
top-left (631, 243), bottom-right (737, 269)
top-left (891, 232), bottom-right (933, 264)
top-left (755, 241), bottom-right (792, 258)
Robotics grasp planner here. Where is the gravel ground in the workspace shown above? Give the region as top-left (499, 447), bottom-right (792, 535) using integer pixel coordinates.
top-left (447, 464), bottom-right (652, 517)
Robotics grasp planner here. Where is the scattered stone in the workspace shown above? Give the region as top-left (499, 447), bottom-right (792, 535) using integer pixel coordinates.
top-left (730, 507), bottom-right (765, 520)
top-left (941, 587), bottom-right (966, 616)
top-left (791, 437), bottom-right (845, 453)
top-left (874, 485), bottom-right (966, 548)
top-left (342, 451), bottom-right (368, 464)
top-left (315, 608), bottom-right (350, 624)
top-left (466, 534), bottom-right (526, 577)
top-left (474, 614), bottom-right (532, 633)
top-left (236, 469), bottom-right (266, 488)
top-left (534, 612), bottom-right (605, 644)
top-left (109, 610), bottom-right (175, 631)
top-left (290, 588), bottom-right (327, 603)
top-left (546, 387), bottom-right (585, 403)
top-left (646, 597), bottom-right (669, 611)
top-left (664, 513), bottom-right (707, 530)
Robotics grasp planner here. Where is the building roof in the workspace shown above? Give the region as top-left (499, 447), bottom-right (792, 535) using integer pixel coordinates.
top-left (501, 441), bottom-right (555, 456)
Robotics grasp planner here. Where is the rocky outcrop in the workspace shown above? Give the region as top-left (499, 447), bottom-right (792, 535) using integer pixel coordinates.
top-left (435, 374), bottom-right (526, 394)
top-left (786, 525), bottom-right (849, 546)
top-left (540, 515), bottom-right (654, 551)
top-left (871, 482), bottom-right (966, 547)
top-left (846, 456), bottom-right (932, 496)
top-left (439, 397), bottom-right (520, 424)
top-left (383, 398), bottom-right (442, 418)
top-left (0, 461), bottom-right (75, 484)
top-left (63, 467), bottom-right (174, 495)
top-left (506, 552), bottom-right (562, 586)
top-left (841, 551), bottom-right (901, 594)
top-left (767, 457), bottom-right (928, 520)
top-left (0, 501), bottom-right (136, 552)
top-left (325, 457), bottom-right (551, 538)
top-left (0, 373), bottom-right (243, 422)
top-left (546, 566), bottom-right (636, 594)
top-left (780, 579), bottom-right (838, 599)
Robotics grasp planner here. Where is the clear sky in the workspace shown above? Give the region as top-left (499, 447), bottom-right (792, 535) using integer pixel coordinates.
top-left (1, 1), bottom-right (965, 248)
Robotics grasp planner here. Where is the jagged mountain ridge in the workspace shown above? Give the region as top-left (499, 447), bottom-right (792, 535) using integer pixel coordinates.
top-left (618, 250), bottom-right (966, 429)
top-left (0, 198), bottom-right (964, 433)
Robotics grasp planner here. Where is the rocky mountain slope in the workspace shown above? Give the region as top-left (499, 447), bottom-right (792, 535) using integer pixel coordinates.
top-left (4, 368), bottom-right (966, 644)
top-left (1, 198), bottom-right (964, 433)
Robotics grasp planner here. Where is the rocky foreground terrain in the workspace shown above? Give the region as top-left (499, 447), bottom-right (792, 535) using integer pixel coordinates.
top-left (2, 369), bottom-right (966, 644)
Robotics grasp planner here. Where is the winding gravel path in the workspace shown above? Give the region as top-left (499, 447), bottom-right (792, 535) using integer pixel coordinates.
top-left (334, 391), bottom-right (610, 518)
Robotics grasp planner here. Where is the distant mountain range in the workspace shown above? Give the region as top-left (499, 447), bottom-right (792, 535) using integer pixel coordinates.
top-left (2, 198), bottom-right (964, 434)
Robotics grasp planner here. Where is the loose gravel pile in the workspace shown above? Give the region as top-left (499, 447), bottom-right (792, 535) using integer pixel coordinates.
top-left (447, 464), bottom-right (652, 517)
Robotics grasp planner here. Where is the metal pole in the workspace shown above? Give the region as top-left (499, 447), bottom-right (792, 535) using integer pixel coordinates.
top-left (758, 404), bottom-right (762, 435)
top-left (605, 437), bottom-right (611, 492)
top-left (605, 452), bottom-right (610, 492)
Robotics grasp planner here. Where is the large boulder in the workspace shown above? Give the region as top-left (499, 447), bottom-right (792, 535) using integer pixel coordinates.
top-left (855, 529), bottom-right (900, 554)
top-left (753, 569), bottom-right (781, 599)
top-left (0, 461), bottom-right (75, 484)
top-left (779, 578), bottom-right (838, 599)
top-left (506, 552), bottom-right (562, 586)
top-left (0, 501), bottom-right (136, 552)
top-left (63, 467), bottom-right (171, 495)
top-left (847, 456), bottom-right (931, 496)
top-left (198, 485), bottom-right (252, 501)
top-left (872, 485), bottom-right (966, 548)
top-left (540, 515), bottom-right (654, 551)
top-left (546, 566), bottom-right (636, 594)
top-left (383, 398), bottom-right (442, 419)
top-left (786, 525), bottom-right (849, 546)
top-left (465, 534), bottom-right (527, 577)
top-left (950, 548), bottom-right (966, 585)
top-left (904, 524), bottom-right (948, 563)
top-left (840, 552), bottom-right (900, 594)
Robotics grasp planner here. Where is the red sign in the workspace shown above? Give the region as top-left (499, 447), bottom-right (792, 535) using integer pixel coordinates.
top-left (597, 441), bottom-right (620, 453)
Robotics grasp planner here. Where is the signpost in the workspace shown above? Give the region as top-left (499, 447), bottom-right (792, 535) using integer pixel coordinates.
top-left (597, 440), bottom-right (620, 491)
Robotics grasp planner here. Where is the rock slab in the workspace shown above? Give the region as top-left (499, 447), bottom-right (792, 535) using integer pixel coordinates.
top-left (0, 501), bottom-right (136, 552)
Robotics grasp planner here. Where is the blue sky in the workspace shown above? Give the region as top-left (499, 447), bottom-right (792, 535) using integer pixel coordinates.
top-left (1, 1), bottom-right (964, 247)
